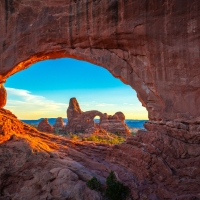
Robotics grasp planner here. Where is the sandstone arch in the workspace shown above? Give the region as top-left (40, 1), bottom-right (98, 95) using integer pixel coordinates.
top-left (2, 0), bottom-right (200, 125)
top-left (1, 1), bottom-right (200, 198)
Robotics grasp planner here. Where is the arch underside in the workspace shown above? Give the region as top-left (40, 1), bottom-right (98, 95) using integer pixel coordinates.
top-left (0, 0), bottom-right (200, 199)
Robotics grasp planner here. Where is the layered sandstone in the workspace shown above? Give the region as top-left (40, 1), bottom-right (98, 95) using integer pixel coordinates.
top-left (65, 98), bottom-right (130, 135)
top-left (38, 118), bottom-right (54, 133)
top-left (0, 109), bottom-right (200, 199)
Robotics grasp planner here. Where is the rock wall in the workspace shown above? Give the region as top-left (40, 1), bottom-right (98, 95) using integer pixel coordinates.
top-left (0, 0), bottom-right (200, 124)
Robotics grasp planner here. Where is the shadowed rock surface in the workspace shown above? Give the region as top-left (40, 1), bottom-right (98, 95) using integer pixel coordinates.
top-left (65, 98), bottom-right (130, 135)
top-left (0, 109), bottom-right (200, 199)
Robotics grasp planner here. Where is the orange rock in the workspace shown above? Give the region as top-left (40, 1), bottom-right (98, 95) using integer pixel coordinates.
top-left (0, 84), bottom-right (6, 108)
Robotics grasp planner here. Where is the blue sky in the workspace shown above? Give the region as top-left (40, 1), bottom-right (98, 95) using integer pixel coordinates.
top-left (4, 58), bottom-right (148, 120)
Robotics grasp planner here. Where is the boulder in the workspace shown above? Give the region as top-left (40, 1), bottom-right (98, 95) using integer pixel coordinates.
top-left (100, 112), bottom-right (130, 135)
top-left (53, 117), bottom-right (65, 130)
top-left (38, 118), bottom-right (54, 133)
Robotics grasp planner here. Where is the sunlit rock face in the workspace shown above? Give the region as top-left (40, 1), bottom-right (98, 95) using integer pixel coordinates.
top-left (1, 0), bottom-right (200, 124)
top-left (0, 84), bottom-right (6, 108)
top-left (0, 109), bottom-right (102, 200)
top-left (66, 98), bottom-right (130, 134)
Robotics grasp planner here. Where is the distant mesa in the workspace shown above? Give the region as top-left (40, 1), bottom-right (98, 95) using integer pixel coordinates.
top-left (38, 97), bottom-right (130, 135)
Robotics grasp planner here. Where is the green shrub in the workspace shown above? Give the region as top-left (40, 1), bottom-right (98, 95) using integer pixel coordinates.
top-left (70, 133), bottom-right (79, 140)
top-left (105, 171), bottom-right (130, 200)
top-left (87, 176), bottom-right (101, 191)
top-left (54, 128), bottom-right (59, 134)
top-left (82, 135), bottom-right (125, 145)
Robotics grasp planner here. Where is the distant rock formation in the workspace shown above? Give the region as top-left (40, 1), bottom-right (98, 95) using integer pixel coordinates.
top-left (67, 98), bottom-right (82, 121)
top-left (53, 117), bottom-right (65, 131)
top-left (38, 118), bottom-right (54, 133)
top-left (100, 112), bottom-right (130, 134)
top-left (65, 98), bottom-right (130, 135)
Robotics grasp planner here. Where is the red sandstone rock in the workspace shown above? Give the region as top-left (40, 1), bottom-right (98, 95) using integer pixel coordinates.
top-left (0, 0), bottom-right (200, 124)
top-left (0, 110), bottom-right (200, 199)
top-left (0, 85), bottom-right (6, 108)
top-left (53, 117), bottom-right (65, 130)
top-left (0, 1), bottom-right (200, 199)
top-left (38, 118), bottom-right (54, 133)
top-left (114, 112), bottom-right (125, 121)
top-left (66, 98), bottom-right (130, 135)
top-left (67, 98), bottom-right (82, 122)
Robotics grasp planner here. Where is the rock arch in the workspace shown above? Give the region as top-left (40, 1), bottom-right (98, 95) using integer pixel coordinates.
top-left (93, 115), bottom-right (101, 127)
top-left (0, 1), bottom-right (200, 198)
top-left (2, 0), bottom-right (199, 125)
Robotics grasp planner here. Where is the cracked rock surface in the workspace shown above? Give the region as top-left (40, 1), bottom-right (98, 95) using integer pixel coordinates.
top-left (0, 109), bottom-right (200, 199)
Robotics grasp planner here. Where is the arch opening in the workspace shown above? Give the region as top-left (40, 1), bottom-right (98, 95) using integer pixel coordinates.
top-left (93, 115), bottom-right (101, 129)
top-left (1, 46), bottom-right (162, 122)
top-left (4, 58), bottom-right (148, 133)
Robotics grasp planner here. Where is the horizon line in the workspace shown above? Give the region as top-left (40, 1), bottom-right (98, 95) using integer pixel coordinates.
top-left (20, 118), bottom-right (148, 120)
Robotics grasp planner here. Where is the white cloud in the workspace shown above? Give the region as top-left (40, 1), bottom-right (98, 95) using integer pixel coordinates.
top-left (5, 87), bottom-right (68, 112)
top-left (4, 87), bottom-right (134, 119)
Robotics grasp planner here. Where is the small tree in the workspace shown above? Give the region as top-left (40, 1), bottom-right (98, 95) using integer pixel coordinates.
top-left (87, 176), bottom-right (101, 191)
top-left (106, 171), bottom-right (130, 200)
